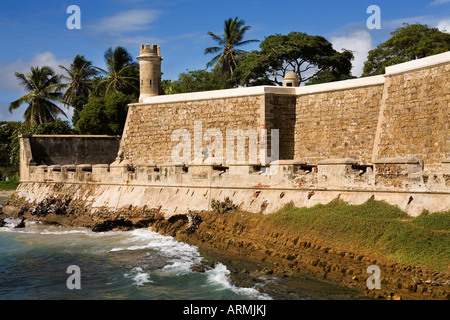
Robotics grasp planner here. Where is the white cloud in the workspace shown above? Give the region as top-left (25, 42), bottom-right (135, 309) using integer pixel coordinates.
top-left (0, 52), bottom-right (70, 92)
top-left (29, 52), bottom-right (71, 75)
top-left (437, 19), bottom-right (450, 32)
top-left (331, 30), bottom-right (374, 77)
top-left (91, 9), bottom-right (162, 36)
top-left (431, 0), bottom-right (450, 5)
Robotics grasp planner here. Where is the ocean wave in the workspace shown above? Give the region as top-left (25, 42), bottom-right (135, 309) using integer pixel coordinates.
top-left (110, 229), bottom-right (271, 298)
top-left (110, 229), bottom-right (202, 274)
top-left (205, 263), bottom-right (272, 300)
top-left (124, 267), bottom-right (153, 286)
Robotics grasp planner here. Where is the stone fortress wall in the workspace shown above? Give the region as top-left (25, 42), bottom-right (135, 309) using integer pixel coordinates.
top-left (15, 47), bottom-right (450, 217)
top-left (375, 61), bottom-right (449, 172)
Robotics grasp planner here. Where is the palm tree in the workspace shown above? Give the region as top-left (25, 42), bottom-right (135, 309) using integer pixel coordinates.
top-left (9, 66), bottom-right (67, 126)
top-left (205, 17), bottom-right (259, 74)
top-left (59, 55), bottom-right (98, 106)
top-left (95, 46), bottom-right (139, 96)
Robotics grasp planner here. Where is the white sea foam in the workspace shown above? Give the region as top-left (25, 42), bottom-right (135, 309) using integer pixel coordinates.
top-left (124, 267), bottom-right (152, 286)
top-left (1, 218), bottom-right (18, 229)
top-left (111, 229), bottom-right (202, 274)
top-left (40, 229), bottom-right (91, 235)
top-left (205, 263), bottom-right (272, 300)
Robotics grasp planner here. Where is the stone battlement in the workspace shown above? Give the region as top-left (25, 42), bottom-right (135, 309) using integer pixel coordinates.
top-left (25, 157), bottom-right (449, 193)
top-left (17, 156), bottom-right (450, 216)
top-left (139, 44), bottom-right (161, 57)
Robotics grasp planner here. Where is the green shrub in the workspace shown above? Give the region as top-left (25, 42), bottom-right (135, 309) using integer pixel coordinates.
top-left (0, 166), bottom-right (19, 181)
top-left (0, 175), bottom-right (19, 190)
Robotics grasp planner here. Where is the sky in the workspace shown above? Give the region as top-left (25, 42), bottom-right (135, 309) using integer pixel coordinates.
top-left (0, 0), bottom-right (449, 123)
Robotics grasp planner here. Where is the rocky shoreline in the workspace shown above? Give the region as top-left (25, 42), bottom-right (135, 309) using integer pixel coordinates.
top-left (2, 191), bottom-right (450, 300)
top-left (147, 210), bottom-right (450, 300)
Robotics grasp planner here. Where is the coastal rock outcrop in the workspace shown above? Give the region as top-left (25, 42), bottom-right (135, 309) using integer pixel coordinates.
top-left (92, 219), bottom-right (135, 232)
top-left (30, 197), bottom-right (71, 217)
top-left (1, 205), bottom-right (21, 216)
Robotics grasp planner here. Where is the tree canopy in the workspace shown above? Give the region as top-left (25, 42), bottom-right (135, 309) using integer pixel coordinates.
top-left (0, 121), bottom-right (22, 166)
top-left (363, 23), bottom-right (450, 76)
top-left (75, 92), bottom-right (135, 135)
top-left (162, 69), bottom-right (234, 94)
top-left (233, 32), bottom-right (354, 86)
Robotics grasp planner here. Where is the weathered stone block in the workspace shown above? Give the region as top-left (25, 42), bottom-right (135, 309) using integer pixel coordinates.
top-left (48, 165), bottom-right (62, 182)
top-left (92, 164), bottom-right (109, 182)
top-left (135, 164), bottom-right (157, 183)
top-left (317, 159), bottom-right (360, 187)
top-left (36, 165), bottom-right (48, 181)
top-left (373, 158), bottom-right (424, 188)
top-left (374, 158), bottom-right (423, 175)
top-left (443, 159), bottom-right (450, 175)
top-left (76, 164), bottom-right (93, 182)
top-left (62, 165), bottom-right (76, 182)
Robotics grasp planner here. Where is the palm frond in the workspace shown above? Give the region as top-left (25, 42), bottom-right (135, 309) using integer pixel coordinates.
top-left (207, 32), bottom-right (226, 46)
top-left (9, 94), bottom-right (32, 112)
top-left (14, 72), bottom-right (34, 92)
top-left (235, 39), bottom-right (260, 47)
top-left (204, 46), bottom-right (222, 55)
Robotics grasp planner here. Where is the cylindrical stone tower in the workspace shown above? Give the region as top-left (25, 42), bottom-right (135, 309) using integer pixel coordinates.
top-left (137, 44), bottom-right (163, 102)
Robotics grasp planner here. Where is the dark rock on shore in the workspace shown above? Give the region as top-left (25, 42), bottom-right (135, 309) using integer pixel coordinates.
top-left (91, 218), bottom-right (155, 232)
top-left (30, 197), bottom-right (71, 217)
top-left (14, 217), bottom-right (26, 229)
top-left (92, 219), bottom-right (136, 232)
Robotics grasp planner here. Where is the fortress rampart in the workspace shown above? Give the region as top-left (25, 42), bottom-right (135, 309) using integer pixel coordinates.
top-left (13, 48), bottom-right (450, 217)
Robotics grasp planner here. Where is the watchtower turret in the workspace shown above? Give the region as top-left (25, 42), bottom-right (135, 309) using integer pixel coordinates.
top-left (137, 44), bottom-right (163, 102)
top-left (283, 71), bottom-right (300, 87)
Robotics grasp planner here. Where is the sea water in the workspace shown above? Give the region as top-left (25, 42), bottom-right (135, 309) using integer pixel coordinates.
top-left (0, 217), bottom-right (366, 301)
top-left (0, 218), bottom-right (271, 300)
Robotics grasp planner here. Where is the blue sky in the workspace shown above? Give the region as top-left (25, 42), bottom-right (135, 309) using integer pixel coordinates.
top-left (0, 0), bottom-right (449, 123)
